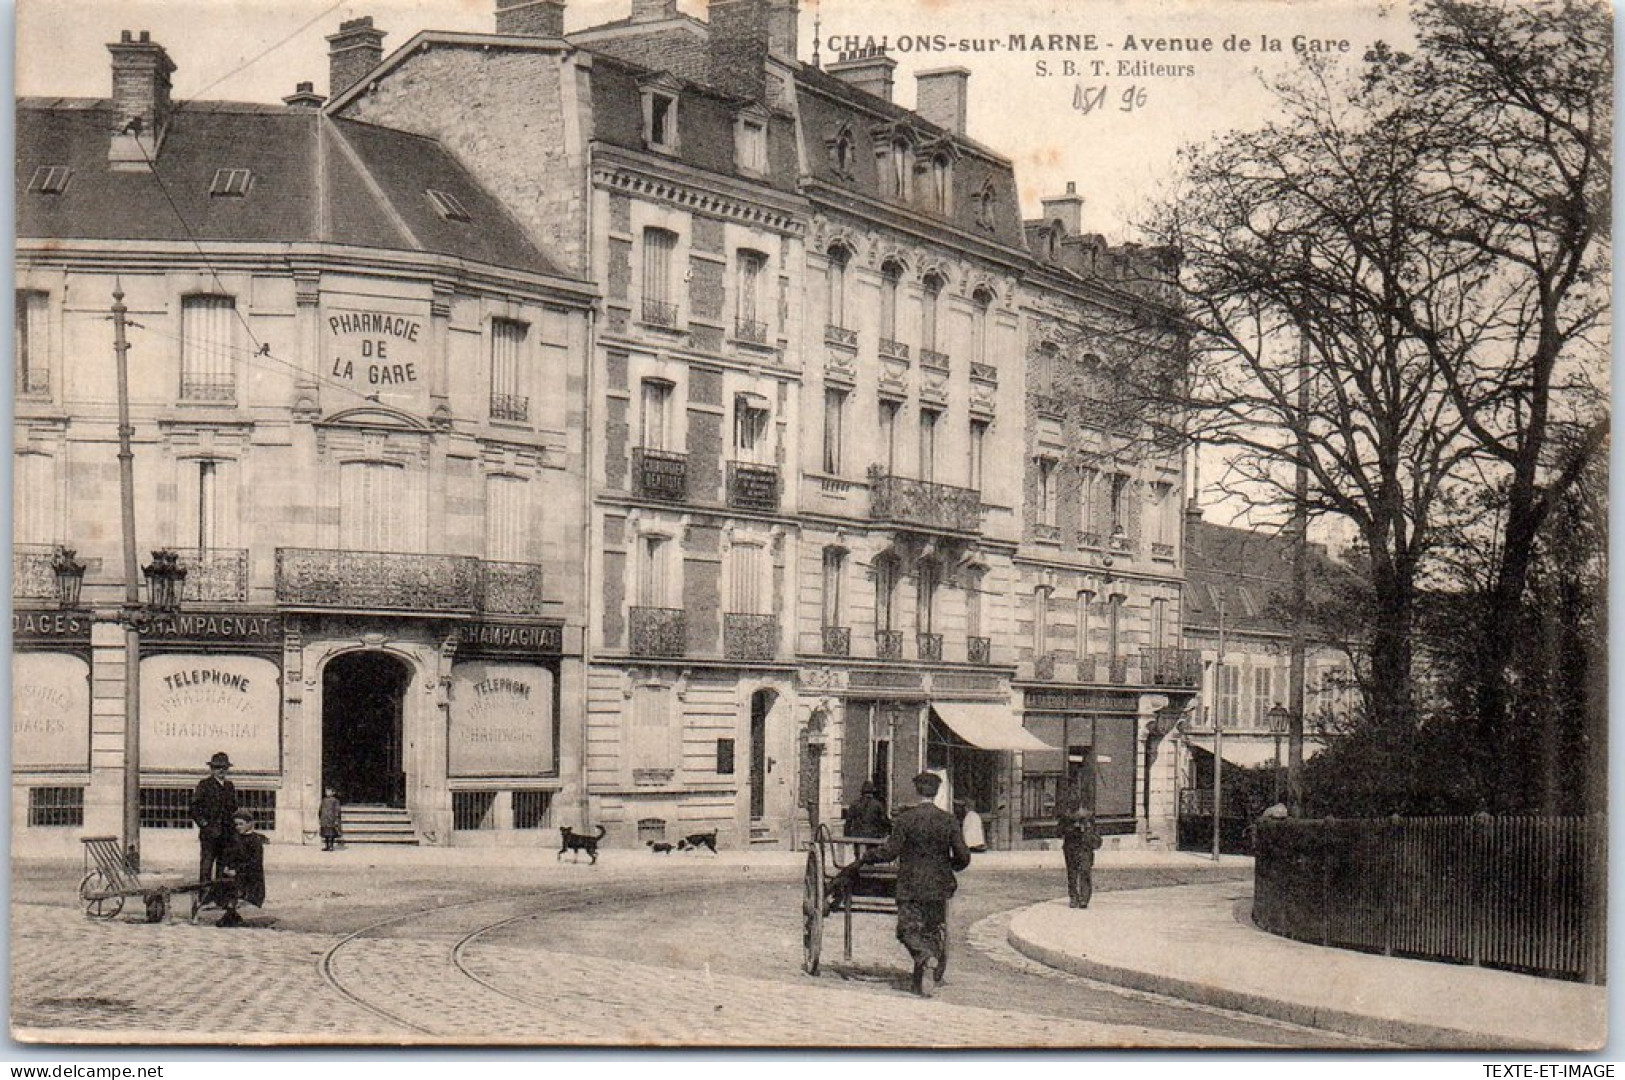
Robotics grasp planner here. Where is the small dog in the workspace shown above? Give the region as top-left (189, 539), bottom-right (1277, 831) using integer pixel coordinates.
top-left (558, 824), bottom-right (607, 864)
top-left (676, 830), bottom-right (719, 854)
top-left (647, 841), bottom-right (675, 854)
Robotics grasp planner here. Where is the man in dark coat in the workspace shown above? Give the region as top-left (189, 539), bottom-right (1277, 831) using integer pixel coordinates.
top-left (189, 751), bottom-right (238, 885)
top-left (1060, 802), bottom-right (1103, 908)
top-left (210, 809), bottom-right (268, 928)
top-left (857, 771), bottom-right (971, 997)
top-left (842, 780), bottom-right (891, 838)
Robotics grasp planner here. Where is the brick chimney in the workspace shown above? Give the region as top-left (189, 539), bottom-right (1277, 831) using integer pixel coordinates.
top-left (107, 31), bottom-right (175, 170)
top-left (915, 67), bottom-right (968, 135)
top-left (327, 17), bottom-right (385, 99)
top-left (1042, 181), bottom-right (1084, 236)
top-left (495, 0), bottom-right (567, 36)
top-left (631, 0), bottom-right (677, 21)
top-left (283, 81), bottom-right (327, 110)
top-left (826, 47), bottom-right (895, 103)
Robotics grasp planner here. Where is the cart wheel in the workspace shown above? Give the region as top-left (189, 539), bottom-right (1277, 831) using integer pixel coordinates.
top-left (802, 845), bottom-right (825, 975)
top-left (79, 870), bottom-right (123, 920)
top-left (144, 892), bottom-right (169, 923)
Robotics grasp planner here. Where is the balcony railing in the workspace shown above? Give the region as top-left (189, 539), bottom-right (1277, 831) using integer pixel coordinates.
top-left (176, 548), bottom-right (248, 603)
top-left (723, 613), bottom-right (778, 661)
top-left (1109, 530), bottom-right (1135, 555)
top-left (1076, 655), bottom-right (1101, 683)
top-left (1077, 530), bottom-right (1104, 550)
top-left (821, 625), bottom-right (851, 657)
top-left (876, 629), bottom-right (903, 660)
top-left (825, 324), bottom-right (858, 348)
top-left (1031, 392), bottom-right (1066, 417)
top-left (970, 362), bottom-right (997, 383)
top-left (1029, 522), bottom-right (1061, 543)
top-left (1151, 541), bottom-right (1176, 560)
top-left (727, 461), bottom-right (780, 512)
top-left (1035, 653), bottom-right (1057, 681)
top-left (734, 317), bottom-right (769, 346)
top-left (275, 549), bottom-right (545, 614)
top-left (642, 298), bottom-right (679, 327)
top-left (630, 606), bottom-right (686, 657)
top-left (967, 635), bottom-right (991, 665)
top-left (920, 348), bottom-right (950, 371)
top-left (879, 338), bottom-right (910, 361)
top-left (1145, 646), bottom-right (1202, 688)
top-left (633, 447), bottom-right (688, 502)
top-left (277, 549), bottom-right (481, 612)
top-left (490, 393), bottom-right (530, 423)
top-left (917, 632), bottom-right (943, 662)
top-left (1109, 656), bottom-right (1130, 684)
top-left (477, 560), bottom-right (548, 616)
top-left (180, 373), bottom-right (236, 402)
top-left (13, 544), bottom-right (60, 600)
top-left (868, 474), bottom-right (982, 534)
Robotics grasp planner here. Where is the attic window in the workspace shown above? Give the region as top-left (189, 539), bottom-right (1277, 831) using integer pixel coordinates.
top-left (644, 90), bottom-right (679, 152)
top-left (27, 166), bottom-right (72, 195)
top-left (210, 168), bottom-right (253, 197)
top-left (426, 188), bottom-right (472, 223)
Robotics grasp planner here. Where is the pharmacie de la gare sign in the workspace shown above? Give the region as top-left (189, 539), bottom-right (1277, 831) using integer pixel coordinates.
top-left (326, 309), bottom-right (428, 395)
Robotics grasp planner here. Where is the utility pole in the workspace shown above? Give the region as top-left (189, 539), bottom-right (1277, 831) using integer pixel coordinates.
top-left (1287, 327), bottom-right (1309, 815)
top-left (1212, 595), bottom-right (1226, 861)
top-left (113, 282), bottom-right (143, 866)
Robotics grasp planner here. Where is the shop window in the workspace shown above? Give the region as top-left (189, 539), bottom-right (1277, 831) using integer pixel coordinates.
top-left (28, 786), bottom-right (83, 827)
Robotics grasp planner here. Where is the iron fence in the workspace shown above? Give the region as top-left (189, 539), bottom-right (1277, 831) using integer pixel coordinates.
top-left (1253, 816), bottom-right (1606, 983)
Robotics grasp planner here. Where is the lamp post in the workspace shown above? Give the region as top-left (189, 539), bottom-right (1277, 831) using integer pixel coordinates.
top-left (1268, 703), bottom-right (1289, 805)
top-left (51, 547), bottom-right (86, 610)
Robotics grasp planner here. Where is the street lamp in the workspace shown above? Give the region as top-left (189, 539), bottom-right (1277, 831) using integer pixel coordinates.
top-left (1268, 703), bottom-right (1289, 804)
top-left (51, 546), bottom-right (86, 609)
top-left (142, 549), bottom-right (187, 613)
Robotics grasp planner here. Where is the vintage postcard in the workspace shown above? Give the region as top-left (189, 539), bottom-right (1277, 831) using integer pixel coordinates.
top-left (10, 0), bottom-right (1609, 1052)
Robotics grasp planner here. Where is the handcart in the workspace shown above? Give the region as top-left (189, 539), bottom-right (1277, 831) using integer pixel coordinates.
top-left (801, 823), bottom-right (950, 976)
top-left (78, 836), bottom-right (209, 922)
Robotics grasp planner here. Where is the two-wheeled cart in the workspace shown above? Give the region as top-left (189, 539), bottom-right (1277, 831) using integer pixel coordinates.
top-left (801, 823), bottom-right (950, 976)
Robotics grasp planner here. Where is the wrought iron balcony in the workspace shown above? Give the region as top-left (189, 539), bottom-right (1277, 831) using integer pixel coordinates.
top-left (642, 298), bottom-right (679, 327)
top-left (825, 324), bottom-right (858, 349)
top-left (970, 362), bottom-right (997, 383)
top-left (1108, 656), bottom-right (1130, 684)
top-left (180, 373), bottom-right (236, 402)
top-left (1029, 522), bottom-right (1061, 543)
top-left (175, 548), bottom-right (248, 603)
top-left (13, 544), bottom-right (61, 600)
top-left (876, 629), bottom-right (903, 660)
top-left (821, 625), bottom-right (851, 656)
top-left (723, 613), bottom-right (778, 661)
top-left (1030, 392), bottom-right (1066, 417)
top-left (490, 393), bottom-right (530, 423)
top-left (1035, 653), bottom-right (1057, 681)
top-left (1151, 541), bottom-right (1176, 560)
top-left (1076, 655), bottom-right (1101, 683)
top-left (276, 549), bottom-right (481, 612)
top-left (1145, 646), bottom-right (1202, 688)
top-left (633, 447), bottom-right (688, 502)
top-left (727, 461), bottom-right (780, 512)
top-left (920, 348), bottom-right (950, 371)
top-left (868, 474), bottom-right (982, 534)
top-left (477, 560), bottom-right (548, 616)
top-left (967, 635), bottom-right (991, 665)
top-left (916, 632), bottom-right (943, 662)
top-left (1077, 530), bottom-right (1104, 550)
top-left (630, 606), bottom-right (686, 657)
top-left (879, 338), bottom-right (910, 361)
top-left (734, 317), bottom-right (769, 346)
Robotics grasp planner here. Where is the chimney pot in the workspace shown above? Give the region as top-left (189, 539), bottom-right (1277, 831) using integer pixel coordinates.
top-left (139, 30), bottom-right (150, 42)
top-left (631, 0), bottom-right (677, 22)
top-left (826, 48), bottom-right (897, 103)
top-left (707, 0), bottom-right (797, 101)
top-left (1066, 180), bottom-right (1076, 194)
top-left (107, 31), bottom-right (175, 170)
top-left (495, 0), bottom-right (566, 36)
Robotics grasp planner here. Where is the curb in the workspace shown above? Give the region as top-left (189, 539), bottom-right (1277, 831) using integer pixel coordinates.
top-left (1004, 901), bottom-right (1554, 1051)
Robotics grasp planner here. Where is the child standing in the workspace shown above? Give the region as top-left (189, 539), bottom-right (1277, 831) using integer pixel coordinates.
top-left (319, 787), bottom-right (343, 851)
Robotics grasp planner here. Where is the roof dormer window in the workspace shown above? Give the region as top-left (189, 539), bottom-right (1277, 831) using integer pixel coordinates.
top-left (27, 166), bottom-right (73, 195)
top-left (736, 108), bottom-right (769, 176)
top-left (426, 188), bottom-right (472, 223)
top-left (826, 124), bottom-right (856, 180)
top-left (973, 181), bottom-right (997, 232)
top-left (209, 168), bottom-right (253, 198)
top-left (640, 76), bottom-right (683, 154)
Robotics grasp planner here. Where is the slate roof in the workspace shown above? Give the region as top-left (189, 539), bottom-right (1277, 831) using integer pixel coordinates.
top-left (16, 99), bottom-right (567, 279)
top-left (1183, 517), bottom-right (1344, 635)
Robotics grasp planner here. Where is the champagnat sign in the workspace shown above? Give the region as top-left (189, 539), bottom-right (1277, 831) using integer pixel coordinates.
top-left (139, 655), bottom-right (281, 771)
top-left (448, 661), bottom-right (556, 777)
top-left (12, 653), bottom-right (91, 770)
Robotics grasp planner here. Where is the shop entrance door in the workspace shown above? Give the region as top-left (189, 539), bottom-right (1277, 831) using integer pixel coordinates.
top-left (322, 651), bottom-right (410, 806)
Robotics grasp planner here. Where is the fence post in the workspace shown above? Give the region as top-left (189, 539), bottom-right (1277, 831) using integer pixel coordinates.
top-left (1469, 812), bottom-right (1489, 969)
top-left (1384, 813), bottom-right (1400, 957)
top-left (1320, 816), bottom-right (1333, 947)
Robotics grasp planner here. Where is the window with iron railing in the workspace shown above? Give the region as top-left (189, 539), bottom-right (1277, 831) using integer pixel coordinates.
top-left (514, 790), bottom-right (553, 829)
top-left (453, 791), bottom-right (498, 830)
top-left (140, 787), bottom-right (276, 830)
top-left (180, 294), bottom-right (236, 402)
top-left (490, 318), bottom-right (529, 422)
top-left (28, 786), bottom-right (83, 827)
top-left (642, 228), bottom-right (678, 325)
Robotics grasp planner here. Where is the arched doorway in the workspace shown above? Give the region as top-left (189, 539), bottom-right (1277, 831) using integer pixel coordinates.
top-left (323, 651), bottom-right (411, 806)
top-left (749, 688), bottom-right (778, 823)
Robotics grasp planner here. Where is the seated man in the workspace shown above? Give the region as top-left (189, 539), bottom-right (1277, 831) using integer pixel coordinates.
top-left (204, 809), bottom-right (268, 927)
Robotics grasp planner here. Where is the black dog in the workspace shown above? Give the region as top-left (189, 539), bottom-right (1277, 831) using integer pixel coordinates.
top-left (676, 830), bottom-right (718, 854)
top-left (647, 841), bottom-right (675, 854)
top-left (559, 824), bottom-right (607, 864)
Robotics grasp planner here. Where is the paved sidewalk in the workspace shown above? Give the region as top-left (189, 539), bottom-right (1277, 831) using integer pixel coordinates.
top-left (1006, 879), bottom-right (1608, 1051)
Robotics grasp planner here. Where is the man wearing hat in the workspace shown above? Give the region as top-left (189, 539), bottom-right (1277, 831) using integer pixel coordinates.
top-left (854, 771), bottom-right (971, 997)
top-left (842, 780), bottom-right (891, 838)
top-left (189, 751), bottom-right (239, 885)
